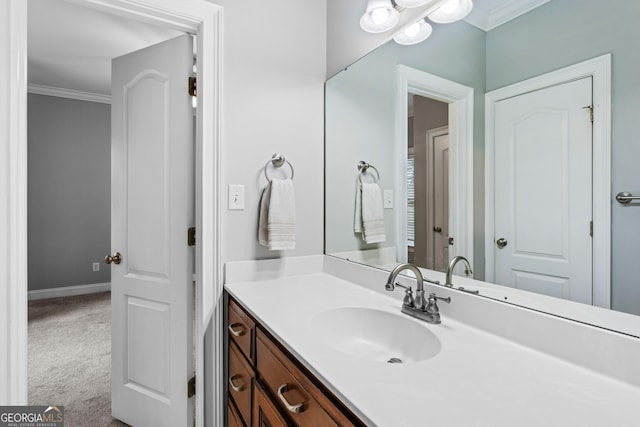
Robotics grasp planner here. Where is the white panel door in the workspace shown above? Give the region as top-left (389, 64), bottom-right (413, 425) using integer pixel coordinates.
top-left (432, 130), bottom-right (449, 272)
top-left (493, 77), bottom-right (592, 304)
top-left (110, 34), bottom-right (194, 427)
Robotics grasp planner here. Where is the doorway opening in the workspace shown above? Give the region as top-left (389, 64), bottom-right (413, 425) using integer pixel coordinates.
top-left (407, 95), bottom-right (450, 273)
top-left (6, 0), bottom-right (223, 425)
top-left (28, 1), bottom-right (191, 424)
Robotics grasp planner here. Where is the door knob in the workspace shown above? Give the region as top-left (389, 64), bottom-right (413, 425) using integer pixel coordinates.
top-left (496, 238), bottom-right (508, 249)
top-left (433, 226), bottom-right (442, 233)
top-left (105, 252), bottom-right (122, 265)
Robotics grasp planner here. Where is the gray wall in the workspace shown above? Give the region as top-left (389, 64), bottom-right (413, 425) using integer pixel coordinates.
top-left (27, 93), bottom-right (110, 290)
top-left (485, 0), bottom-right (640, 314)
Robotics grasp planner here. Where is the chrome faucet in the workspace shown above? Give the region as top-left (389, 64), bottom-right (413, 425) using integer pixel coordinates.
top-left (386, 263), bottom-right (426, 309)
top-left (385, 263), bottom-right (450, 324)
top-left (445, 256), bottom-right (473, 287)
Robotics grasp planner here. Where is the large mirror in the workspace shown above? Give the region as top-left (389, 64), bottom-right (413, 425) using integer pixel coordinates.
top-left (325, 0), bottom-right (640, 336)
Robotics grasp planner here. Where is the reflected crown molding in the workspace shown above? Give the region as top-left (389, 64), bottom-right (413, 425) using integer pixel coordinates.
top-left (464, 0), bottom-right (550, 31)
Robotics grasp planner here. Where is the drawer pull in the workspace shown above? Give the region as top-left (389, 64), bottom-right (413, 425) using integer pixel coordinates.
top-left (277, 384), bottom-right (304, 414)
top-left (228, 374), bottom-right (245, 392)
top-left (228, 323), bottom-right (246, 337)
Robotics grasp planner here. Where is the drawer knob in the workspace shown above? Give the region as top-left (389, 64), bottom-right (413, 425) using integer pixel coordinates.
top-left (228, 323), bottom-right (246, 337)
top-left (277, 384), bottom-right (304, 414)
top-left (228, 374), bottom-right (245, 392)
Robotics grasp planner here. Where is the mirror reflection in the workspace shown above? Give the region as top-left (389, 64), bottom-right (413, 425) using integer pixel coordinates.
top-left (325, 0), bottom-right (640, 324)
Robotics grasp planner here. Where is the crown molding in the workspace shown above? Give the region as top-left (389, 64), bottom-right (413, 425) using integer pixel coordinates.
top-left (27, 83), bottom-right (111, 104)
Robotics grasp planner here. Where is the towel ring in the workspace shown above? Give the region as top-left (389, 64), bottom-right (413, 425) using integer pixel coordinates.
top-left (264, 153), bottom-right (294, 182)
top-left (357, 161), bottom-right (380, 184)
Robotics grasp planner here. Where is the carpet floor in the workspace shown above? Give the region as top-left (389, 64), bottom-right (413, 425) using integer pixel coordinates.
top-left (28, 291), bottom-right (129, 427)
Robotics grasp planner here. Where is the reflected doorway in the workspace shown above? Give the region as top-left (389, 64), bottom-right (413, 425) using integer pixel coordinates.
top-left (407, 95), bottom-right (449, 273)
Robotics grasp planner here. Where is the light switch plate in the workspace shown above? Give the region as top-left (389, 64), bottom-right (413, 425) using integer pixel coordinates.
top-left (384, 189), bottom-right (393, 209)
top-left (228, 184), bottom-right (245, 210)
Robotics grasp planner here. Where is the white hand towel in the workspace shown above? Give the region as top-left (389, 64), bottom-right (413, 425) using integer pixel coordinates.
top-left (354, 182), bottom-right (386, 244)
top-left (258, 184), bottom-right (272, 247)
top-left (258, 178), bottom-right (296, 250)
top-left (354, 184), bottom-right (363, 233)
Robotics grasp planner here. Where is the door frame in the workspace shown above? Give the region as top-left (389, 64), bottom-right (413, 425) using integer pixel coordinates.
top-left (484, 54), bottom-right (611, 309)
top-left (395, 65), bottom-right (474, 269)
top-left (1, 1), bottom-right (224, 426)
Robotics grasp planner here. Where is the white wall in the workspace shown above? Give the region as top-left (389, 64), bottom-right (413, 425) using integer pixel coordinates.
top-left (213, 0), bottom-right (327, 265)
top-left (204, 1), bottom-right (326, 424)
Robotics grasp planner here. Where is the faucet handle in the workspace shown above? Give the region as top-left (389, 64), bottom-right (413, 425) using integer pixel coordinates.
top-left (426, 292), bottom-right (451, 316)
top-left (429, 293), bottom-right (451, 304)
top-left (394, 283), bottom-right (415, 307)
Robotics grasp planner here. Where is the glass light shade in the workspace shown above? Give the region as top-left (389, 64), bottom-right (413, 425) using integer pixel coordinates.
top-left (393, 20), bottom-right (433, 45)
top-left (428, 0), bottom-right (473, 24)
top-left (360, 0), bottom-right (400, 33)
top-left (395, 0), bottom-right (431, 7)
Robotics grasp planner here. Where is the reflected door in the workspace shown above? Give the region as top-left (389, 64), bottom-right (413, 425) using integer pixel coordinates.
top-left (110, 34), bottom-right (194, 426)
top-left (493, 77), bottom-right (593, 304)
top-left (431, 129), bottom-right (449, 271)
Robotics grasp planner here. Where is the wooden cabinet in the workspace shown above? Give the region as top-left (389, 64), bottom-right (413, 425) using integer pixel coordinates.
top-left (229, 341), bottom-right (255, 424)
top-left (226, 295), bottom-right (364, 427)
top-left (254, 380), bottom-right (291, 427)
top-left (229, 298), bottom-right (256, 364)
top-left (228, 400), bottom-right (245, 427)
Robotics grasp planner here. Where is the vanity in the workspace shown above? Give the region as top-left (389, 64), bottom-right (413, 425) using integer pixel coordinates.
top-left (224, 256), bottom-right (640, 426)
top-left (226, 293), bottom-right (364, 426)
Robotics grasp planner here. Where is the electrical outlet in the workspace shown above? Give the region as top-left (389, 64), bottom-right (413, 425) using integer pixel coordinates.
top-left (92, 262), bottom-right (100, 272)
top-left (228, 184), bottom-right (245, 210)
top-left (383, 189), bottom-right (394, 209)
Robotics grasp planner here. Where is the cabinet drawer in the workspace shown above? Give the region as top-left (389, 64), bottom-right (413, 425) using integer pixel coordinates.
top-left (228, 399), bottom-right (245, 427)
top-left (254, 380), bottom-right (292, 427)
top-left (229, 298), bottom-right (255, 363)
top-left (256, 328), bottom-right (358, 427)
top-left (229, 341), bottom-right (255, 426)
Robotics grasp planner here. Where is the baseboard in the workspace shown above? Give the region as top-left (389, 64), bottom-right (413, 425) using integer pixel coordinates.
top-left (28, 282), bottom-right (111, 300)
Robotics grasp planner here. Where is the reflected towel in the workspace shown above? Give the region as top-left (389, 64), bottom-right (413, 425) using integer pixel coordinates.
top-left (258, 178), bottom-right (296, 250)
top-left (354, 182), bottom-right (386, 244)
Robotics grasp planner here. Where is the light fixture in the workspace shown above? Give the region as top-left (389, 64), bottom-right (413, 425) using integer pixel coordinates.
top-left (393, 19), bottom-right (433, 45)
top-left (428, 0), bottom-right (473, 24)
top-left (394, 0), bottom-right (431, 7)
top-left (360, 0), bottom-right (400, 33)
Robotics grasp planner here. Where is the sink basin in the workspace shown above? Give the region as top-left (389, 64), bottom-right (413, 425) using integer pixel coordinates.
top-left (311, 307), bottom-right (441, 363)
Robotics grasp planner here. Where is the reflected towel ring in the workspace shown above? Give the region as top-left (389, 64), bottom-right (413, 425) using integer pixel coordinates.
top-left (357, 160), bottom-right (380, 184)
top-left (264, 153), bottom-right (295, 182)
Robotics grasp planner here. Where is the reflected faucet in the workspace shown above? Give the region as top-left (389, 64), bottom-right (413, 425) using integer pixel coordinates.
top-left (445, 256), bottom-right (473, 287)
top-left (385, 263), bottom-right (450, 324)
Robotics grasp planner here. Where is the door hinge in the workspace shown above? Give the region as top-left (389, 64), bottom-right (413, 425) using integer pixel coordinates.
top-left (188, 76), bottom-right (197, 97)
top-left (188, 227), bottom-right (196, 246)
top-left (583, 105), bottom-right (594, 123)
top-left (188, 375), bottom-right (196, 398)
top-left (590, 221), bottom-right (593, 237)
top-left (448, 237), bottom-right (454, 246)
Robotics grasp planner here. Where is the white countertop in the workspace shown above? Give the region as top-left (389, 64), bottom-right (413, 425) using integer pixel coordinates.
top-left (225, 271), bottom-right (640, 427)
